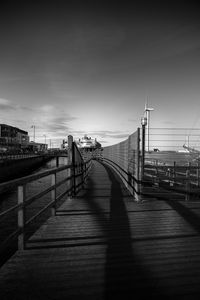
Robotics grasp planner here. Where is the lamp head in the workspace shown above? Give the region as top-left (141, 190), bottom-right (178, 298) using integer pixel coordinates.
top-left (141, 117), bottom-right (147, 126)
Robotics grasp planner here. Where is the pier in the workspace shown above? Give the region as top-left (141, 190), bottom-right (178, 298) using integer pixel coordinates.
top-left (1, 131), bottom-right (200, 299)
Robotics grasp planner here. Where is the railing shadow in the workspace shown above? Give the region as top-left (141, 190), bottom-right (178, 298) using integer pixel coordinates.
top-left (26, 161), bottom-right (163, 298)
top-left (164, 199), bottom-right (200, 234)
top-left (102, 163), bottom-right (157, 299)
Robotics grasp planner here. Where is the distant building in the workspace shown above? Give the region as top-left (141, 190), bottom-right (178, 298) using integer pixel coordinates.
top-left (0, 124), bottom-right (29, 152)
top-left (27, 141), bottom-right (47, 153)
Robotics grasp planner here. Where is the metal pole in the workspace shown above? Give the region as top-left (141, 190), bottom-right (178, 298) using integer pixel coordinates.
top-left (147, 110), bottom-right (149, 152)
top-left (68, 135), bottom-right (73, 198)
top-left (141, 124), bottom-right (146, 180)
top-left (33, 126), bottom-right (35, 142)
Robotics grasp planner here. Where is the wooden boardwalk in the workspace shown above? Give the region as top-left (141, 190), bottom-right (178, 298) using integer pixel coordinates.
top-left (1, 160), bottom-right (200, 299)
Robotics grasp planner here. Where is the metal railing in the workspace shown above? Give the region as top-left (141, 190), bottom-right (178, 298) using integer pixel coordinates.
top-left (143, 127), bottom-right (200, 200)
top-left (147, 128), bottom-right (200, 153)
top-left (0, 136), bottom-right (92, 252)
top-left (144, 161), bottom-right (200, 200)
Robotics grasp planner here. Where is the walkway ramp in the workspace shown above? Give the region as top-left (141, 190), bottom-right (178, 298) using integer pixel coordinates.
top-left (1, 160), bottom-right (200, 299)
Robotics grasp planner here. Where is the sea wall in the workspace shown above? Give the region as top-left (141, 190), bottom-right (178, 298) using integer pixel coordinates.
top-left (0, 156), bottom-right (51, 183)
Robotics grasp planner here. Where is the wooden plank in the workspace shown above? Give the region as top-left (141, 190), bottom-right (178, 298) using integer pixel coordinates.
top-left (1, 160), bottom-right (200, 299)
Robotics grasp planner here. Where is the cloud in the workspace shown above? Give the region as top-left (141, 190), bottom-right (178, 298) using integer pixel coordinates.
top-left (128, 118), bottom-right (137, 123)
top-left (0, 98), bottom-right (16, 111)
top-left (108, 133), bottom-right (129, 139)
top-left (70, 129), bottom-right (129, 141)
top-left (29, 105), bottom-right (77, 141)
top-left (162, 121), bottom-right (176, 125)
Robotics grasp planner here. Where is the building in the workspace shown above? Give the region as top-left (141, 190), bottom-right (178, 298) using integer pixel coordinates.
top-left (27, 141), bottom-right (47, 153)
top-left (0, 124), bottom-right (29, 152)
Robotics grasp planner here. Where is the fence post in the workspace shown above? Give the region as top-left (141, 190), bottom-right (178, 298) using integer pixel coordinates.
top-left (155, 165), bottom-right (159, 186)
top-left (56, 156), bottom-right (59, 167)
top-left (173, 161), bottom-right (176, 185)
top-left (81, 162), bottom-right (84, 189)
top-left (141, 122), bottom-right (146, 180)
top-left (72, 142), bottom-right (76, 196)
top-left (68, 135), bottom-right (74, 198)
top-left (197, 161), bottom-right (200, 187)
top-left (134, 127), bottom-right (140, 201)
top-left (185, 167), bottom-right (190, 201)
top-left (18, 185), bottom-right (25, 250)
top-left (51, 173), bottom-right (56, 216)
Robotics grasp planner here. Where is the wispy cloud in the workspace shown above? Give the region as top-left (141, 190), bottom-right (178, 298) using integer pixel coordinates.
top-left (70, 130), bottom-right (129, 142)
top-left (0, 98), bottom-right (16, 111)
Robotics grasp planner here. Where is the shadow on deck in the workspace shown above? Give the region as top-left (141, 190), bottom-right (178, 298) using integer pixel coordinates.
top-left (1, 160), bottom-right (200, 299)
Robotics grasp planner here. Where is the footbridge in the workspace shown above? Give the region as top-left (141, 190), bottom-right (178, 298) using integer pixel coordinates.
top-left (1, 130), bottom-right (200, 299)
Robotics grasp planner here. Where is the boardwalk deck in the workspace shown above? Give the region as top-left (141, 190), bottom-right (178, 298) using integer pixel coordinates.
top-left (1, 160), bottom-right (200, 299)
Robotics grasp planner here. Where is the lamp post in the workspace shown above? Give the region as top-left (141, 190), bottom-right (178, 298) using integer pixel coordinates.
top-left (141, 116), bottom-right (147, 179)
top-left (43, 134), bottom-right (46, 145)
top-left (43, 134), bottom-right (46, 151)
top-left (31, 125), bottom-right (35, 142)
top-left (144, 104), bottom-right (154, 152)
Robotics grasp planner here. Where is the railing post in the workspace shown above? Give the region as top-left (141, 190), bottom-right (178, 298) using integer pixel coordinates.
top-left (81, 162), bottom-right (84, 189)
top-left (185, 167), bottom-right (190, 201)
top-left (18, 185), bottom-right (26, 251)
top-left (51, 173), bottom-right (56, 216)
top-left (56, 156), bottom-right (59, 167)
top-left (197, 161), bottom-right (200, 187)
top-left (134, 127), bottom-right (140, 201)
top-left (72, 142), bottom-right (76, 196)
top-left (141, 122), bottom-right (146, 180)
top-left (173, 161), bottom-right (176, 183)
top-left (68, 135), bottom-right (74, 198)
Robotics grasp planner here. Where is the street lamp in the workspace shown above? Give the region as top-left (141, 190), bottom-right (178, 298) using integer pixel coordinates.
top-left (141, 116), bottom-right (147, 179)
top-left (31, 125), bottom-right (35, 142)
top-left (144, 103), bottom-right (154, 152)
top-left (43, 134), bottom-right (46, 144)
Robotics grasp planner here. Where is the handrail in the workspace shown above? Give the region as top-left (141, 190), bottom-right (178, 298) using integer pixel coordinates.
top-left (0, 150), bottom-right (92, 252)
top-left (0, 164), bottom-right (70, 192)
top-left (100, 157), bottom-right (140, 195)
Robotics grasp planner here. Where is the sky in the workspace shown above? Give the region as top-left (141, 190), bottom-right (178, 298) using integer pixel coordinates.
top-left (0, 0), bottom-right (200, 147)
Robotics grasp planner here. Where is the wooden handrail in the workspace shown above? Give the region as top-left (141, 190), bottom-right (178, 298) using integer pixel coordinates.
top-left (0, 164), bottom-right (71, 192)
top-left (0, 153), bottom-right (92, 252)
